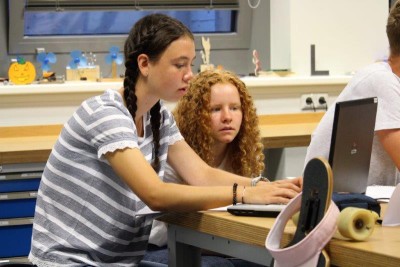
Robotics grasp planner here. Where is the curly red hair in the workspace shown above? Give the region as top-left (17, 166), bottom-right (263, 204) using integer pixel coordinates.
top-left (174, 69), bottom-right (265, 177)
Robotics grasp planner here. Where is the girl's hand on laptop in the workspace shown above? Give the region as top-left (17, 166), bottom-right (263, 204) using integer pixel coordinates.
top-left (246, 181), bottom-right (301, 205)
top-left (276, 176), bottom-right (303, 190)
top-left (257, 177), bottom-right (302, 191)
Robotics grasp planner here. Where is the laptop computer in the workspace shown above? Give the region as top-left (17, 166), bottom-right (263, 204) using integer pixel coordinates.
top-left (227, 97), bottom-right (378, 217)
top-left (227, 203), bottom-right (286, 217)
top-left (329, 97), bottom-right (377, 193)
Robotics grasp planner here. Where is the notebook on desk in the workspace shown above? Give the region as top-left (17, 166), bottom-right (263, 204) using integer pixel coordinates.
top-left (227, 97), bottom-right (378, 217)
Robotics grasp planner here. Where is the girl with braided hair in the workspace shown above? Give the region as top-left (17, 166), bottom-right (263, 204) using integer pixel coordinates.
top-left (29, 14), bottom-right (301, 267)
top-left (145, 69), bottom-right (268, 266)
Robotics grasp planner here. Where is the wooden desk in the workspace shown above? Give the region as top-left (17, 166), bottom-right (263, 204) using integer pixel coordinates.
top-left (0, 113), bottom-right (323, 165)
top-left (258, 112), bottom-right (324, 149)
top-left (0, 125), bottom-right (62, 164)
top-left (160, 210), bottom-right (400, 267)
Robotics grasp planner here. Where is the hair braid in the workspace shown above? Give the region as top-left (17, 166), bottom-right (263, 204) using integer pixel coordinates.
top-left (150, 102), bottom-right (161, 171)
top-left (123, 54), bottom-right (139, 121)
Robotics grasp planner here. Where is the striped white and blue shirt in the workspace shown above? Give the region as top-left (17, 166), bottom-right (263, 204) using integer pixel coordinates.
top-left (29, 89), bottom-right (183, 266)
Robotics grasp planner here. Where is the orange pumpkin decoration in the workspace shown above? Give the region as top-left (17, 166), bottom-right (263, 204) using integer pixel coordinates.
top-left (8, 57), bottom-right (36, 85)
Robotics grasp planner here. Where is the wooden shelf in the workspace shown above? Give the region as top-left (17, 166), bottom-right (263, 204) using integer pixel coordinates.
top-left (0, 113), bottom-right (324, 164)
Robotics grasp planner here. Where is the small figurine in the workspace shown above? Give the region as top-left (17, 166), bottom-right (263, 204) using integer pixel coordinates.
top-left (252, 49), bottom-right (261, 76)
top-left (8, 56), bottom-right (36, 85)
top-left (202, 36), bottom-right (211, 65)
top-left (200, 36), bottom-right (214, 72)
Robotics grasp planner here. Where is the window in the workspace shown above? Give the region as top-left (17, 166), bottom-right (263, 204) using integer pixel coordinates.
top-left (8, 0), bottom-right (251, 54)
top-left (24, 10), bottom-right (235, 36)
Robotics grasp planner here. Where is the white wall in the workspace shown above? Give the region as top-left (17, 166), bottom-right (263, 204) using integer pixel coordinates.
top-left (270, 0), bottom-right (291, 70)
top-left (290, 0), bottom-right (389, 75)
top-left (264, 0), bottom-right (390, 179)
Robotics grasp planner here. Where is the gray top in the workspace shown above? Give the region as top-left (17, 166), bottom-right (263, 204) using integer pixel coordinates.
top-left (149, 152), bottom-right (233, 247)
top-left (29, 89), bottom-right (183, 267)
top-left (305, 62), bottom-right (400, 186)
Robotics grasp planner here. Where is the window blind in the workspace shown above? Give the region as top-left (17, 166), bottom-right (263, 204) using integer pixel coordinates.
top-left (25, 0), bottom-right (239, 10)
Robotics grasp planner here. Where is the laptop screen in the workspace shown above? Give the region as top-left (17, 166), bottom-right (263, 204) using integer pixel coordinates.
top-left (329, 97), bottom-right (378, 193)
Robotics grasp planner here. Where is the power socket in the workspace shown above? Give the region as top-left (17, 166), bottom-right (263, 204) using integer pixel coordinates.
top-left (300, 93), bottom-right (328, 111)
top-left (35, 47), bottom-right (45, 54)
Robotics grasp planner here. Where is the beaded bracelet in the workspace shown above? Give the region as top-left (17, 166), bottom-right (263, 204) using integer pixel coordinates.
top-left (233, 183), bottom-right (238, 205)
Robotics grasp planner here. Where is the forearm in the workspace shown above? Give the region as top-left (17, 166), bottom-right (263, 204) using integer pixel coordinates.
top-left (377, 129), bottom-right (400, 170)
top-left (107, 144), bottom-right (299, 213)
top-left (149, 182), bottom-right (243, 212)
top-left (168, 141), bottom-right (252, 187)
top-left (151, 178), bottom-right (301, 212)
top-left (187, 165), bottom-right (252, 187)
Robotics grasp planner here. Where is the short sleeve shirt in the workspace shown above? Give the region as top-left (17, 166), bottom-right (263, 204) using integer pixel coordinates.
top-left (29, 89), bottom-right (183, 266)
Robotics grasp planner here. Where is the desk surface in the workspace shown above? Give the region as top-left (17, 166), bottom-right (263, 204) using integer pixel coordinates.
top-left (258, 112), bottom-right (323, 148)
top-left (160, 209), bottom-right (400, 267)
top-left (0, 112), bottom-right (323, 164)
top-left (0, 124), bottom-right (62, 164)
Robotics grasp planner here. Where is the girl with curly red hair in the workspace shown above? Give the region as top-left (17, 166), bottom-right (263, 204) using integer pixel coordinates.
top-left (174, 69), bottom-right (265, 178)
top-left (145, 70), bottom-right (277, 267)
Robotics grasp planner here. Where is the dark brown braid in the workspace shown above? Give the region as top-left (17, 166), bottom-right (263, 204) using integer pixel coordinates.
top-left (123, 14), bottom-right (193, 172)
top-left (123, 55), bottom-right (138, 122)
top-left (150, 102), bottom-right (161, 170)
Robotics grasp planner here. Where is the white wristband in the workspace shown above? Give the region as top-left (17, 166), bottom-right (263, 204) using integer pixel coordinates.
top-left (251, 176), bottom-right (270, 186)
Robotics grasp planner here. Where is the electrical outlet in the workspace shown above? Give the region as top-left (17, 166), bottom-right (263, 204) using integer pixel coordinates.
top-left (315, 93), bottom-right (329, 110)
top-left (35, 47), bottom-right (45, 54)
top-left (300, 93), bottom-right (328, 111)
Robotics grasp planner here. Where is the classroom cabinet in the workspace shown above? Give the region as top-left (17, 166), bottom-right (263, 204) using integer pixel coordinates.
top-left (0, 163), bottom-right (44, 260)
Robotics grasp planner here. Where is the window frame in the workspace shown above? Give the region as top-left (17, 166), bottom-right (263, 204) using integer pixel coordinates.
top-left (8, 0), bottom-right (252, 55)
